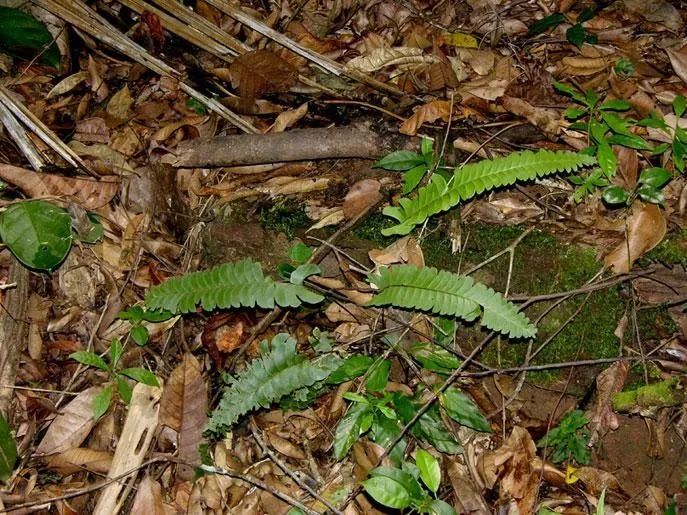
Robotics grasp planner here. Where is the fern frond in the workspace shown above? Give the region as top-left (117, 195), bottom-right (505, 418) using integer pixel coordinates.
top-left (206, 334), bottom-right (342, 432)
top-left (382, 150), bottom-right (596, 235)
top-left (367, 265), bottom-right (536, 338)
top-left (145, 259), bottom-right (324, 314)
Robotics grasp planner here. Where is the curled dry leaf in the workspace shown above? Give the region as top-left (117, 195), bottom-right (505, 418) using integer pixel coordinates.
top-left (400, 100), bottom-right (452, 135)
top-left (87, 55), bottom-right (108, 102)
top-left (369, 235), bottom-right (425, 267)
top-left (343, 179), bottom-right (382, 219)
top-left (604, 203), bottom-right (667, 274)
top-left (344, 47), bottom-right (434, 73)
top-left (0, 165), bottom-right (118, 210)
top-left (587, 361), bottom-right (629, 446)
top-left (501, 96), bottom-right (560, 137)
top-left (268, 177), bottom-right (329, 197)
top-left (151, 116), bottom-right (207, 142)
top-left (265, 431), bottom-right (306, 460)
top-left (35, 386), bottom-right (103, 455)
top-left (666, 48), bottom-right (687, 85)
top-left (46, 71), bottom-right (89, 99)
top-left (270, 102), bottom-right (308, 133)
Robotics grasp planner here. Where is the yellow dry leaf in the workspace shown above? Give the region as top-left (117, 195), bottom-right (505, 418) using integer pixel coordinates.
top-left (566, 465), bottom-right (580, 484)
top-left (441, 32), bottom-right (478, 48)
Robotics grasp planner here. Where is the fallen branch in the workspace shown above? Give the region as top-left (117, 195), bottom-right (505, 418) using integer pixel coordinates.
top-left (161, 126), bottom-right (391, 168)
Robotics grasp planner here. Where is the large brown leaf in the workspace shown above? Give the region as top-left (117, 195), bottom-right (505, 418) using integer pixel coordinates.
top-left (159, 354), bottom-right (207, 481)
top-left (604, 203), bottom-right (666, 273)
top-left (35, 386), bottom-right (102, 455)
top-left (229, 49), bottom-right (298, 98)
top-left (0, 165), bottom-right (118, 210)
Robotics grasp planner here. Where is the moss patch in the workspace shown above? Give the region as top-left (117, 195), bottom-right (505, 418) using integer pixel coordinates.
top-left (259, 199), bottom-right (311, 239)
top-left (640, 229), bottom-right (687, 267)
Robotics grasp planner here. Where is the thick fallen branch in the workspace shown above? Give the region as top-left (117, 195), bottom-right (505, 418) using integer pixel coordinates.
top-left (161, 126), bottom-right (391, 168)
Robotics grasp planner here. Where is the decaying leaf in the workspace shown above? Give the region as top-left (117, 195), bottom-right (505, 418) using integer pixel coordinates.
top-left (344, 47), bottom-right (435, 73)
top-left (130, 475), bottom-right (165, 515)
top-left (604, 203), bottom-right (667, 273)
top-left (343, 179), bottom-right (382, 219)
top-left (45, 447), bottom-right (112, 474)
top-left (400, 100), bottom-right (453, 135)
top-left (36, 386), bottom-right (103, 455)
top-left (0, 165), bottom-right (119, 210)
top-left (588, 361), bottom-right (629, 445)
top-left (229, 49), bottom-right (299, 98)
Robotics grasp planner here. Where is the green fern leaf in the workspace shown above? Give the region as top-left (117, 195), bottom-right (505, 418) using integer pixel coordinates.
top-left (368, 265), bottom-right (536, 338)
top-left (382, 150), bottom-right (596, 235)
top-left (145, 259), bottom-right (324, 314)
top-left (206, 334), bottom-right (342, 433)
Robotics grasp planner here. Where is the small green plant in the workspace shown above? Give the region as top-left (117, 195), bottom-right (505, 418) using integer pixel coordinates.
top-left (556, 82), bottom-right (684, 205)
top-left (374, 136), bottom-right (448, 194)
top-left (614, 57), bottom-right (634, 79)
top-left (0, 7), bottom-right (60, 66)
top-left (537, 410), bottom-right (590, 465)
top-left (117, 305), bottom-right (172, 346)
top-left (527, 7), bottom-right (598, 48)
top-left (363, 451), bottom-right (456, 514)
top-left (69, 339), bottom-right (160, 419)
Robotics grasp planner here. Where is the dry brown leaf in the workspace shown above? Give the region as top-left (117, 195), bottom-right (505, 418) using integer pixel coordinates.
top-left (343, 179), bottom-right (382, 219)
top-left (446, 460), bottom-right (490, 514)
top-left (36, 386), bottom-right (102, 455)
top-left (229, 49), bottom-right (298, 98)
top-left (666, 48), bottom-right (687, 85)
top-left (45, 447), bottom-right (112, 475)
top-left (560, 56), bottom-right (610, 76)
top-left (88, 55), bottom-right (108, 102)
top-left (151, 116), bottom-right (207, 142)
top-left (573, 466), bottom-right (623, 497)
top-left (615, 146), bottom-right (638, 189)
top-left (369, 236), bottom-right (425, 267)
top-left (344, 47), bottom-right (434, 73)
top-left (400, 100), bottom-right (452, 135)
top-left (130, 476), bottom-right (165, 515)
top-left (107, 85), bottom-right (134, 122)
top-left (501, 96), bottom-right (560, 137)
top-left (265, 431), bottom-right (306, 460)
top-left (604, 203), bottom-right (667, 273)
top-left (268, 177), bottom-right (329, 196)
top-left (587, 361), bottom-right (629, 445)
top-left (47, 71), bottom-right (89, 99)
top-left (624, 0), bottom-right (683, 31)
top-left (159, 354), bottom-right (207, 481)
top-left (74, 117), bottom-right (110, 144)
top-left (270, 102), bottom-right (308, 133)
top-left (0, 165), bottom-right (119, 210)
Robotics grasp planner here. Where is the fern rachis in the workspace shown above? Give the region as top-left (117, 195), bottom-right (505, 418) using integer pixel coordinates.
top-left (382, 150), bottom-right (596, 235)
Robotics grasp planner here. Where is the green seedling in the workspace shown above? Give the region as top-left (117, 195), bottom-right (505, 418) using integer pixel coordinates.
top-left (527, 7), bottom-right (598, 48)
top-left (537, 409), bottom-right (590, 465)
top-left (117, 305), bottom-right (173, 346)
top-left (374, 136), bottom-right (448, 194)
top-left (70, 339), bottom-right (159, 419)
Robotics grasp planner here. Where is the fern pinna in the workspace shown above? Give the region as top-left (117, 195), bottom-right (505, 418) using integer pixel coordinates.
top-left (368, 265), bottom-right (536, 338)
top-left (145, 259), bottom-right (323, 314)
top-left (206, 334), bottom-right (342, 432)
top-left (382, 150), bottom-right (596, 235)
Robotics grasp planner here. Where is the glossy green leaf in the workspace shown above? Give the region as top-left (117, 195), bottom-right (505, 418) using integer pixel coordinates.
top-left (365, 359), bottom-right (390, 392)
top-left (578, 7), bottom-right (597, 23)
top-left (326, 355), bottom-right (373, 384)
top-left (636, 185), bottom-right (664, 205)
top-left (288, 243), bottom-right (312, 265)
top-left (673, 95), bottom-right (686, 118)
top-left (441, 387), bottom-right (491, 432)
top-left (0, 7), bottom-right (60, 66)
top-left (342, 392), bottom-right (370, 404)
top-left (417, 405), bottom-right (462, 454)
top-left (403, 164), bottom-right (429, 194)
top-left (553, 81), bottom-right (587, 105)
top-left (374, 150), bottom-right (425, 171)
top-left (116, 376), bottom-right (133, 404)
top-left (0, 413), bottom-right (17, 482)
top-left (566, 23), bottom-right (585, 48)
top-left (415, 449), bottom-right (441, 493)
top-left (119, 367), bottom-right (159, 387)
top-left (0, 200), bottom-right (72, 272)
top-left (600, 112), bottom-right (632, 136)
top-left (606, 134), bottom-right (653, 151)
top-left (639, 167), bottom-right (672, 188)
top-left (563, 107), bottom-right (587, 120)
top-left (130, 324), bottom-right (149, 346)
top-left (429, 499), bottom-right (457, 515)
top-left (334, 402), bottom-right (372, 459)
top-left (70, 351), bottom-right (108, 372)
top-left (602, 185), bottom-right (629, 205)
top-left (289, 264), bottom-right (321, 286)
top-left (599, 99), bottom-right (631, 111)
top-left (596, 140), bottom-right (617, 178)
top-left (421, 136), bottom-right (434, 158)
top-left (527, 13), bottom-right (565, 36)
top-left (92, 385), bottom-right (113, 420)
top-left (409, 342), bottom-right (461, 374)
top-left (673, 138), bottom-right (685, 172)
top-left (371, 414), bottom-right (406, 466)
top-left (369, 466), bottom-right (425, 503)
top-left (614, 57), bottom-right (634, 78)
top-left (362, 476), bottom-right (411, 509)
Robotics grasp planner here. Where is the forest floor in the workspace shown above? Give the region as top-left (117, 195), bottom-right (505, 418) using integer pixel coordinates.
top-left (0, 0), bottom-right (686, 513)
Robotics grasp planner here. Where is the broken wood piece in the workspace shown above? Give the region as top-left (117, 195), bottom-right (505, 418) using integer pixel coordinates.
top-left (162, 126), bottom-right (389, 167)
top-left (93, 381), bottom-right (162, 515)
